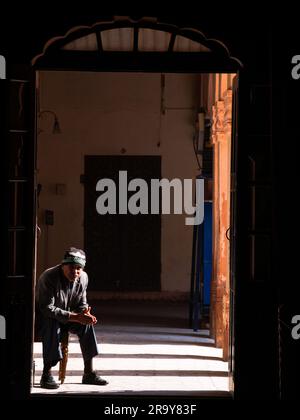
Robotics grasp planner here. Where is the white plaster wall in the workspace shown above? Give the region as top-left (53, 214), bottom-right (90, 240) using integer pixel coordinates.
top-left (37, 71), bottom-right (200, 291)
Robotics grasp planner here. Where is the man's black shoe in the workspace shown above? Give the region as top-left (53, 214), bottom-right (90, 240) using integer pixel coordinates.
top-left (40, 373), bottom-right (60, 389)
top-left (82, 371), bottom-right (108, 385)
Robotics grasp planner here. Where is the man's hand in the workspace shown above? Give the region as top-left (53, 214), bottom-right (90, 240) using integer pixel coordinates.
top-left (83, 306), bottom-right (97, 324)
top-left (69, 306), bottom-right (97, 325)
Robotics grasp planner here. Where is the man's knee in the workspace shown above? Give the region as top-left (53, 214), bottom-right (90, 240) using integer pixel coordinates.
top-left (69, 322), bottom-right (94, 336)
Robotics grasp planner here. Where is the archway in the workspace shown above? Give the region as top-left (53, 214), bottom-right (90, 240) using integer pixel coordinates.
top-left (6, 15), bottom-right (245, 399)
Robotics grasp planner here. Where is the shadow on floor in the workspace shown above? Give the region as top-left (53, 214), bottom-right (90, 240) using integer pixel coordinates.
top-left (91, 299), bottom-right (203, 329)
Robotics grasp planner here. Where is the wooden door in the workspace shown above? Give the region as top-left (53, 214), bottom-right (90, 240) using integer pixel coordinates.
top-left (1, 64), bottom-right (37, 399)
top-left (84, 155), bottom-right (161, 291)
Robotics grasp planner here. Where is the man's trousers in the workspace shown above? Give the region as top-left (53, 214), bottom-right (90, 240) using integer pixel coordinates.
top-left (41, 317), bottom-right (99, 368)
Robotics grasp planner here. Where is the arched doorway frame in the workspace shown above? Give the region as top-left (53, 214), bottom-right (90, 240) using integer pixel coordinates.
top-left (5, 15), bottom-right (244, 399)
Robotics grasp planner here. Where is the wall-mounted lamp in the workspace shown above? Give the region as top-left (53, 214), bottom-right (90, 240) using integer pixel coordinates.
top-left (38, 110), bottom-right (61, 134)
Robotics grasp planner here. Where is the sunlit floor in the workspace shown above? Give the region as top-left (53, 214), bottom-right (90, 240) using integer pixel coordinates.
top-left (31, 301), bottom-right (230, 396)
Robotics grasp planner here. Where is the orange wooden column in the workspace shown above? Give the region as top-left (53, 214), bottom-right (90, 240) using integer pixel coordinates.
top-left (210, 90), bottom-right (232, 359)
